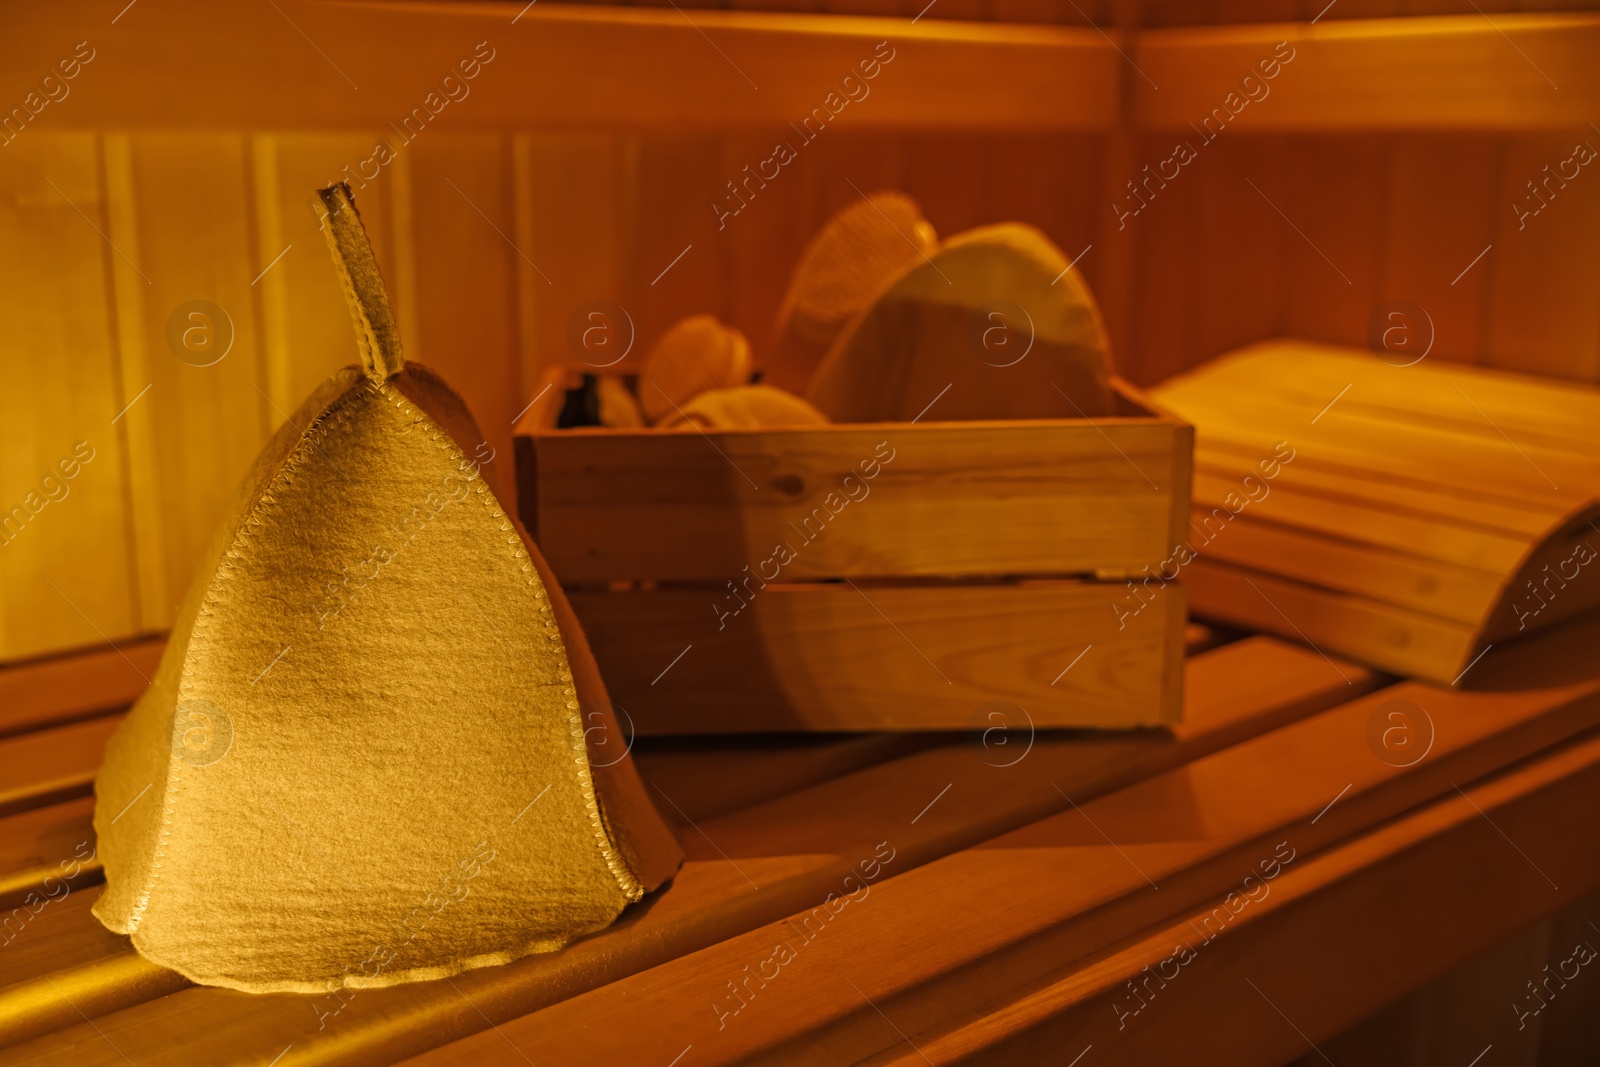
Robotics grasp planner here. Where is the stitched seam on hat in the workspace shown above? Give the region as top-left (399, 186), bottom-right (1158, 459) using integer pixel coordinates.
top-left (377, 382), bottom-right (644, 903)
top-left (126, 380), bottom-right (374, 934)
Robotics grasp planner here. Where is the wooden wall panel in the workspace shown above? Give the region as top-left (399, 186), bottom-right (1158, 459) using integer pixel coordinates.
top-left (1142, 0), bottom-right (1542, 22)
top-left (0, 135), bottom-right (141, 660)
top-left (1378, 136), bottom-right (1501, 365)
top-left (823, 0), bottom-right (909, 17)
top-left (103, 136), bottom-right (169, 638)
top-left (1529, 888), bottom-right (1600, 1063)
top-left (904, 131), bottom-right (993, 236)
top-left (1124, 129), bottom-right (1600, 381)
top-left (1, 3), bottom-right (1121, 133)
top-left (1483, 132), bottom-right (1600, 381)
top-left (723, 128), bottom-right (825, 368)
top-left (991, 0), bottom-right (1062, 23)
top-left (636, 135), bottom-right (735, 359)
top-left (1191, 138), bottom-right (1288, 362)
top-left (814, 127), bottom-right (907, 222)
top-left (1124, 132), bottom-right (1209, 384)
top-left (985, 131), bottom-right (1103, 287)
top-left (410, 134), bottom-right (522, 467)
top-left (932, 0), bottom-right (987, 20)
top-left (1292, 888), bottom-right (1600, 1065)
top-left (7, 14), bottom-right (1600, 667)
top-left (114, 134), bottom-right (272, 621)
top-left (517, 133), bottom-right (640, 375)
top-left (1276, 136), bottom-right (1391, 350)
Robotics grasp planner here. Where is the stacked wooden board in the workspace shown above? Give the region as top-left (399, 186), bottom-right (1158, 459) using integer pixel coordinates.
top-left (1150, 340), bottom-right (1600, 684)
top-left (5, 616), bottom-right (1600, 1064)
top-left (516, 375), bottom-right (1191, 733)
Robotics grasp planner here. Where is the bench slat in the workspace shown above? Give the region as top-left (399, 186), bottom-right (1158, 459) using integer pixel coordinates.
top-left (0, 719), bottom-right (119, 819)
top-left (863, 728), bottom-right (1600, 1065)
top-left (399, 640), bottom-right (1600, 1064)
top-left (0, 639), bottom-right (159, 740)
top-left (0, 638), bottom-right (1366, 1066)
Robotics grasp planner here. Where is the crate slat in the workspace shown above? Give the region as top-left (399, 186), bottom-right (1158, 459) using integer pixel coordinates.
top-left (571, 579), bottom-right (1185, 732)
top-left (526, 408), bottom-right (1191, 584)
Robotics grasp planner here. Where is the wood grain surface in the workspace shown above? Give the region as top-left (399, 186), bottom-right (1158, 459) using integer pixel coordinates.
top-left (526, 387), bottom-right (1190, 583)
top-left (1152, 340), bottom-right (1600, 683)
top-left (570, 578), bottom-right (1185, 731)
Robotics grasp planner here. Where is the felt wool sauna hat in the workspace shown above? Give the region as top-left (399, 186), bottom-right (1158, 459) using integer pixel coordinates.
top-left (91, 184), bottom-right (682, 994)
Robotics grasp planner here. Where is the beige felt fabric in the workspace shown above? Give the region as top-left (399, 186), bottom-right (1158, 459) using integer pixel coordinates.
top-left (93, 366), bottom-right (681, 994)
top-left (596, 376), bottom-right (645, 428)
top-left (805, 222), bottom-right (1116, 423)
top-left (659, 385), bottom-right (829, 430)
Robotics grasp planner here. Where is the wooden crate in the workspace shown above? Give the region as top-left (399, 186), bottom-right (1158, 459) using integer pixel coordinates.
top-left (514, 378), bottom-right (1192, 733)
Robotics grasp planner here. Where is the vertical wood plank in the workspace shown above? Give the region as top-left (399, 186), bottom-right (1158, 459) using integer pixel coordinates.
top-left (1192, 136), bottom-right (1287, 364)
top-left (1277, 135), bottom-right (1390, 350)
top-left (0, 134), bottom-right (141, 659)
top-left (814, 127), bottom-right (906, 224)
top-left (1124, 131), bottom-right (1206, 385)
top-left (1098, 125), bottom-right (1141, 380)
top-left (984, 131), bottom-right (1102, 275)
top-left (1314, 0), bottom-right (1404, 18)
top-left (924, 0), bottom-right (986, 19)
top-left (1379, 135), bottom-right (1500, 366)
top-left (520, 133), bottom-right (639, 377)
top-left (984, 129), bottom-right (1107, 363)
top-left (1408, 920), bottom-right (1549, 1067)
top-left (510, 134), bottom-right (541, 391)
top-left (113, 133), bottom-right (269, 619)
top-left (1533, 890), bottom-right (1600, 1064)
top-left (722, 128), bottom-right (826, 372)
top-left (1483, 133), bottom-right (1600, 381)
top-left (251, 134), bottom-right (296, 421)
top-left (408, 133), bottom-right (521, 470)
top-left (103, 134), bottom-right (170, 635)
top-left (991, 0), bottom-right (1058, 22)
top-left (903, 132), bottom-right (992, 237)
top-left (388, 141), bottom-right (425, 365)
top-left (822, 0), bottom-right (908, 15)
top-left (637, 135), bottom-right (733, 355)
top-left (1093, 0), bottom-right (1142, 377)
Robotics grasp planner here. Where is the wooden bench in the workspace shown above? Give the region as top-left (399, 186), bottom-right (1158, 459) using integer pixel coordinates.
top-left (2, 619), bottom-right (1598, 1065)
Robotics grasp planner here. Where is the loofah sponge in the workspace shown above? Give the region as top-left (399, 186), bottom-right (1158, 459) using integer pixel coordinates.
top-left (637, 314), bottom-right (752, 424)
top-left (90, 184), bottom-right (682, 995)
top-left (766, 191), bottom-right (938, 395)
